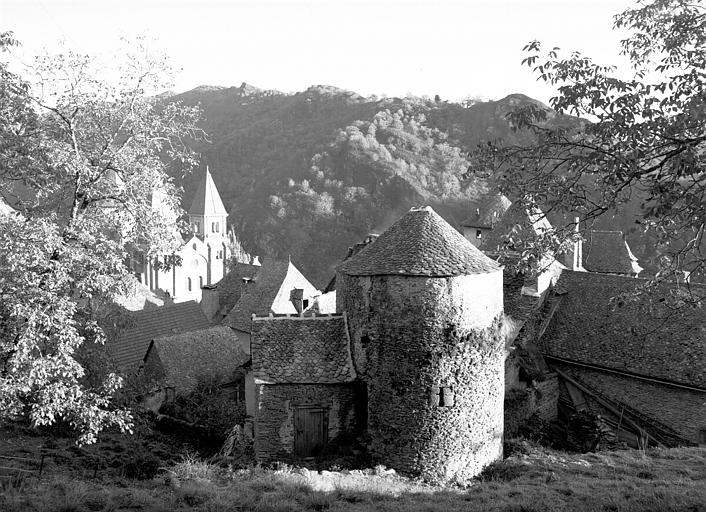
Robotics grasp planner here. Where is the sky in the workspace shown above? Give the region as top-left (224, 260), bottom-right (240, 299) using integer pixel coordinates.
top-left (2, 0), bottom-right (636, 104)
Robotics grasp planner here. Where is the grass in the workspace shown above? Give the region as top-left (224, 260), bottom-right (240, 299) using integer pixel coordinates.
top-left (1, 443), bottom-right (704, 512)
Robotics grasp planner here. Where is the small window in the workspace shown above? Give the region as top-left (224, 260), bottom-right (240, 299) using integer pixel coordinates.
top-left (192, 243), bottom-right (197, 250)
top-left (302, 299), bottom-right (309, 309)
top-left (193, 223), bottom-right (199, 233)
top-left (199, 276), bottom-right (203, 288)
top-left (187, 277), bottom-right (192, 291)
top-left (476, 229), bottom-right (482, 239)
top-left (430, 386), bottom-right (455, 407)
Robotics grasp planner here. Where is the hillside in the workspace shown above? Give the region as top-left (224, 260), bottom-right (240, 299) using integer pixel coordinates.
top-left (168, 85), bottom-right (645, 285)
top-left (2, 418), bottom-right (704, 512)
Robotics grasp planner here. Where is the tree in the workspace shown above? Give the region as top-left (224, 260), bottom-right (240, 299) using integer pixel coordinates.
top-left (473, 0), bottom-right (705, 284)
top-left (0, 34), bottom-right (204, 444)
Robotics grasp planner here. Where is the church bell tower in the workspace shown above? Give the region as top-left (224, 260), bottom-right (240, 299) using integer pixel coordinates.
top-left (188, 167), bottom-right (230, 284)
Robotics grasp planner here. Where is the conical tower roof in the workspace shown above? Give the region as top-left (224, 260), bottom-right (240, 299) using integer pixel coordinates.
top-left (337, 206), bottom-right (501, 277)
top-left (188, 167), bottom-right (228, 216)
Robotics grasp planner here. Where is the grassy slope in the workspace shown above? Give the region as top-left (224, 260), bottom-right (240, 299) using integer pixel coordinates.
top-left (2, 429), bottom-right (704, 512)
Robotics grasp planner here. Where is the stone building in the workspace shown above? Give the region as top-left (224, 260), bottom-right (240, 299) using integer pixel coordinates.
top-left (249, 314), bottom-right (359, 460)
top-left (461, 194), bottom-right (512, 248)
top-left (336, 206), bottom-right (506, 483)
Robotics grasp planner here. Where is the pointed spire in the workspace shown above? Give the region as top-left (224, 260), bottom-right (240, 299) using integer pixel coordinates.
top-left (188, 166), bottom-right (228, 216)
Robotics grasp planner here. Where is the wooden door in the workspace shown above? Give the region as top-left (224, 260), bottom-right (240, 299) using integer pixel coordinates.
top-left (294, 407), bottom-right (328, 457)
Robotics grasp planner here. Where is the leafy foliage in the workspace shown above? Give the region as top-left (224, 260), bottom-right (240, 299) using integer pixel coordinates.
top-left (472, 0), bottom-right (705, 282)
top-left (0, 34), bottom-right (204, 443)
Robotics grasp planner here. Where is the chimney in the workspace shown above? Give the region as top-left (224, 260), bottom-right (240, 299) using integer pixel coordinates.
top-left (290, 288), bottom-right (305, 313)
top-left (562, 217), bottom-right (584, 271)
top-left (200, 285), bottom-right (221, 321)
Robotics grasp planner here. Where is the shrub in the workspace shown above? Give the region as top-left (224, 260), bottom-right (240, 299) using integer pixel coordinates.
top-left (161, 375), bottom-right (246, 442)
top-left (122, 449), bottom-right (161, 480)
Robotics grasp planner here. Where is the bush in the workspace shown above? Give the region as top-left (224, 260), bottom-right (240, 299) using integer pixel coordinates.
top-left (122, 449), bottom-right (161, 480)
top-left (161, 376), bottom-right (246, 442)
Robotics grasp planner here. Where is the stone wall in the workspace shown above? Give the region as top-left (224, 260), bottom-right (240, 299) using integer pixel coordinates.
top-left (504, 373), bottom-right (559, 437)
top-left (554, 363), bottom-right (706, 444)
top-left (253, 383), bottom-right (359, 462)
top-left (337, 271), bottom-right (505, 483)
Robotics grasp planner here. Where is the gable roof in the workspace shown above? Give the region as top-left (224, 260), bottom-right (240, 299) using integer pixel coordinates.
top-left (110, 300), bottom-right (211, 370)
top-left (539, 270), bottom-right (706, 389)
top-left (582, 230), bottom-right (643, 275)
top-left (337, 206), bottom-right (501, 277)
top-left (250, 314), bottom-right (356, 384)
top-left (188, 167), bottom-right (228, 216)
top-left (222, 259), bottom-right (318, 332)
top-left (461, 194), bottom-right (512, 229)
top-left (145, 325), bottom-right (249, 393)
top-left (212, 262), bottom-right (261, 315)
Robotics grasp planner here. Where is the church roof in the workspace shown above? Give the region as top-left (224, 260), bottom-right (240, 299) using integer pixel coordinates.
top-left (145, 325), bottom-right (249, 393)
top-left (251, 314), bottom-right (356, 384)
top-left (461, 194), bottom-right (512, 229)
top-left (337, 206), bottom-right (501, 277)
top-left (539, 270), bottom-right (706, 389)
top-left (188, 167), bottom-right (228, 216)
top-left (582, 230), bottom-right (643, 275)
top-left (110, 300), bottom-right (211, 370)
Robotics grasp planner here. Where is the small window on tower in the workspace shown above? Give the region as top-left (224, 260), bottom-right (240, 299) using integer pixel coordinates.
top-left (430, 386), bottom-right (455, 407)
top-left (187, 277), bottom-right (192, 291)
top-left (194, 223), bottom-right (199, 233)
top-left (476, 229), bottom-right (482, 239)
top-left (199, 276), bottom-right (203, 288)
top-left (215, 222), bottom-right (219, 233)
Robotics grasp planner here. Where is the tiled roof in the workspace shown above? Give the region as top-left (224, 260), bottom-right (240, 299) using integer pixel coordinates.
top-left (251, 314), bottom-right (356, 384)
top-left (461, 194), bottom-right (512, 228)
top-left (146, 325), bottom-right (249, 393)
top-left (109, 301), bottom-right (211, 370)
top-left (188, 167), bottom-right (228, 216)
top-left (212, 262), bottom-right (261, 315)
top-left (583, 230), bottom-right (643, 275)
top-left (337, 206), bottom-right (501, 277)
top-left (222, 260), bottom-right (290, 331)
top-left (539, 270), bottom-right (706, 388)
top-left (221, 259), bottom-right (319, 332)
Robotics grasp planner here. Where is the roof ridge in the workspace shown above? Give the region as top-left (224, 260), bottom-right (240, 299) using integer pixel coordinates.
top-left (252, 312), bottom-right (344, 321)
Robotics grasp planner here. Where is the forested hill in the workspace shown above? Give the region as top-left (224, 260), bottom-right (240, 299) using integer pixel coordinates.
top-left (167, 84), bottom-right (577, 286)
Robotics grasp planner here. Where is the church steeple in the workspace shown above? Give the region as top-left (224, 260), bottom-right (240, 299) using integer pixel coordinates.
top-left (187, 167), bottom-right (230, 284)
top-left (188, 166), bottom-right (228, 218)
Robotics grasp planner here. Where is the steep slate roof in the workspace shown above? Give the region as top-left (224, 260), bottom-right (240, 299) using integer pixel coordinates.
top-left (539, 270), bottom-right (706, 389)
top-left (461, 194), bottom-right (512, 228)
top-left (188, 167), bottom-right (228, 216)
top-left (221, 260), bottom-right (295, 331)
top-left (250, 314), bottom-right (356, 384)
top-left (212, 262), bottom-right (261, 314)
top-left (583, 230), bottom-right (643, 275)
top-left (338, 206), bottom-right (500, 277)
top-left (145, 325), bottom-right (249, 393)
top-left (110, 301), bottom-right (211, 370)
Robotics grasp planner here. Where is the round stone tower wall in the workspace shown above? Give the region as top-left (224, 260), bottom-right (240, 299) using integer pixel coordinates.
top-left (337, 270), bottom-right (505, 483)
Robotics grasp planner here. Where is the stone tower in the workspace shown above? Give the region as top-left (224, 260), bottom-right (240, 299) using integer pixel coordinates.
top-left (337, 206), bottom-right (505, 483)
top-left (188, 167), bottom-right (230, 284)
